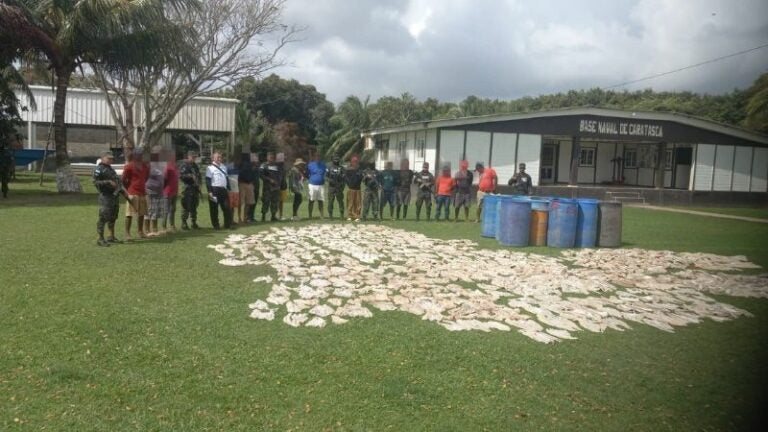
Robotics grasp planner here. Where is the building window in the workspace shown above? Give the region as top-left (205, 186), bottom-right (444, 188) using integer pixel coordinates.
top-left (579, 148), bottom-right (595, 167)
top-left (665, 149), bottom-right (673, 169)
top-left (624, 149), bottom-right (637, 168)
top-left (417, 136), bottom-right (426, 158)
top-left (398, 140), bottom-right (407, 155)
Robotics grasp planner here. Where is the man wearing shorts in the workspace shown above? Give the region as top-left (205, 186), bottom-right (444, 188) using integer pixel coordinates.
top-left (122, 150), bottom-right (149, 239)
top-left (306, 153), bottom-right (327, 219)
top-left (475, 162), bottom-right (497, 223)
top-left (238, 153), bottom-right (256, 223)
top-left (396, 158), bottom-right (414, 220)
top-left (453, 160), bottom-right (473, 222)
top-left (144, 150), bottom-right (166, 236)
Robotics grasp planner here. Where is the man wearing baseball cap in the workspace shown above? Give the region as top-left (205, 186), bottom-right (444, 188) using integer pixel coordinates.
top-left (508, 163), bottom-right (532, 195)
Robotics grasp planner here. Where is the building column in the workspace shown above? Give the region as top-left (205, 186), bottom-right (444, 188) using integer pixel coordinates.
top-left (654, 142), bottom-right (667, 189)
top-left (569, 136), bottom-right (580, 186)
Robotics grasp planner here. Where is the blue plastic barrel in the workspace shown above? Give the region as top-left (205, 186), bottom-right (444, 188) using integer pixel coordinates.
top-left (494, 196), bottom-right (515, 241)
top-left (575, 199), bottom-right (600, 248)
top-left (496, 198), bottom-right (532, 247)
top-left (547, 198), bottom-right (579, 247)
top-left (481, 194), bottom-right (501, 237)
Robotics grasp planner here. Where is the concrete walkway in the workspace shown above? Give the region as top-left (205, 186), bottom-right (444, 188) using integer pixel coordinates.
top-left (634, 205), bottom-right (768, 224)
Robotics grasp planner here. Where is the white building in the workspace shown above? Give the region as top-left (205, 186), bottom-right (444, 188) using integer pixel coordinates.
top-left (15, 85), bottom-right (238, 161)
top-left (362, 108), bottom-right (768, 204)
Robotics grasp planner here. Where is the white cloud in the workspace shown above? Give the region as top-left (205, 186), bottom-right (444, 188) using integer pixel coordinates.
top-left (272, 0), bottom-right (768, 103)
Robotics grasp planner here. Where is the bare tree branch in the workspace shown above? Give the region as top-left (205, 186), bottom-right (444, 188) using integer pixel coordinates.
top-left (95, 0), bottom-right (299, 149)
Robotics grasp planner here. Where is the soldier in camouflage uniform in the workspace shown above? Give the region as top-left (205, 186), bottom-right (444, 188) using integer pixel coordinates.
top-left (362, 162), bottom-right (381, 221)
top-left (260, 151), bottom-right (282, 222)
top-left (396, 158), bottom-right (414, 220)
top-left (93, 151), bottom-right (123, 246)
top-left (413, 162), bottom-right (435, 221)
top-left (325, 154), bottom-right (346, 219)
top-left (179, 150), bottom-right (202, 229)
top-left (507, 163), bottom-right (533, 195)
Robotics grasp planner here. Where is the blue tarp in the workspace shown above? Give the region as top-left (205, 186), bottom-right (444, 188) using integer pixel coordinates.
top-left (13, 149), bottom-right (47, 166)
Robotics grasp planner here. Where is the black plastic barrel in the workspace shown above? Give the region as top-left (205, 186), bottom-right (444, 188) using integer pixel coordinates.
top-left (598, 201), bottom-right (623, 247)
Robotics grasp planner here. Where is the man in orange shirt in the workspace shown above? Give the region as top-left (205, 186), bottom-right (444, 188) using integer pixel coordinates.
top-left (435, 165), bottom-right (454, 221)
top-left (475, 162), bottom-right (497, 223)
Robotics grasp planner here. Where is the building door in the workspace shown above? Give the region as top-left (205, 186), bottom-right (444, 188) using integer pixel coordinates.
top-left (673, 147), bottom-right (693, 189)
top-left (540, 143), bottom-right (556, 184)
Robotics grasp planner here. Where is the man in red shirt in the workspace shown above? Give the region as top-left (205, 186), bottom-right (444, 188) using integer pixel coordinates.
top-left (122, 150), bottom-right (150, 239)
top-left (475, 162), bottom-right (497, 223)
top-left (161, 150), bottom-right (179, 233)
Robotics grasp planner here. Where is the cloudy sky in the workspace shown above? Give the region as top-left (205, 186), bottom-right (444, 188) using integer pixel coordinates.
top-left (270, 0), bottom-right (768, 103)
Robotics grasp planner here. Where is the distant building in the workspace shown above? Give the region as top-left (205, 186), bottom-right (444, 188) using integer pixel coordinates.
top-left (14, 85), bottom-right (238, 162)
top-left (362, 108), bottom-right (768, 205)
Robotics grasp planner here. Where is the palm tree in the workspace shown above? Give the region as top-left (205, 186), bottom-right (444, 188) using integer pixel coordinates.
top-left (326, 95), bottom-right (374, 161)
top-left (0, 0), bottom-right (196, 192)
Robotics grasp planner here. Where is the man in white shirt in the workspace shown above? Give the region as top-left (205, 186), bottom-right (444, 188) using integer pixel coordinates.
top-left (205, 152), bottom-right (233, 229)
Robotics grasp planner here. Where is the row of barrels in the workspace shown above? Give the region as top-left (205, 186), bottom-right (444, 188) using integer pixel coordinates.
top-left (481, 195), bottom-right (623, 248)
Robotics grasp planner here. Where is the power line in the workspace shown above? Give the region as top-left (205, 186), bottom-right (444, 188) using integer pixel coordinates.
top-left (604, 42), bottom-right (768, 89)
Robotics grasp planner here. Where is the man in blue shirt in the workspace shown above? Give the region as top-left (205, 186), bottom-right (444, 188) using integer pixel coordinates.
top-left (306, 153), bottom-right (327, 218)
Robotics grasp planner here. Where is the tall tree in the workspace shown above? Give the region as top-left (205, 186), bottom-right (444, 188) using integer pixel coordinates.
top-left (93, 0), bottom-right (297, 155)
top-left (0, 0), bottom-right (196, 192)
top-left (242, 74), bottom-right (333, 145)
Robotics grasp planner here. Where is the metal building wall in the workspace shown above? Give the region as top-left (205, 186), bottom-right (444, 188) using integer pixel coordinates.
top-left (18, 86), bottom-right (237, 133)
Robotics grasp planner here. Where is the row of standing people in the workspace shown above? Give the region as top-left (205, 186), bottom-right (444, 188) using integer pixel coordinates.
top-left (206, 153), bottom-right (534, 225)
top-left (93, 148), bottom-right (534, 245)
top-left (278, 155), bottom-right (531, 222)
top-left (93, 149), bottom-right (188, 246)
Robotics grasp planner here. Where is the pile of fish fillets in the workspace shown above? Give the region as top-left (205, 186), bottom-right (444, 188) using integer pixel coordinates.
top-left (208, 225), bottom-right (768, 344)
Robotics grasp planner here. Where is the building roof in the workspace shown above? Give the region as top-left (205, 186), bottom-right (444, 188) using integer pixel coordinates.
top-left (362, 107), bottom-right (768, 146)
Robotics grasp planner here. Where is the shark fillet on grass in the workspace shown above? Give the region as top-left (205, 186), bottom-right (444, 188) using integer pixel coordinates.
top-left (209, 225), bottom-right (768, 344)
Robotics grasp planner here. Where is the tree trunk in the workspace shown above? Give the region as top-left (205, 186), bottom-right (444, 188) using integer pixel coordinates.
top-left (122, 99), bottom-right (136, 161)
top-left (53, 68), bottom-right (82, 193)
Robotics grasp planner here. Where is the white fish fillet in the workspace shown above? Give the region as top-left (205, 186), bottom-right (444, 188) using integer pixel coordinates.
top-left (208, 224), bottom-right (768, 344)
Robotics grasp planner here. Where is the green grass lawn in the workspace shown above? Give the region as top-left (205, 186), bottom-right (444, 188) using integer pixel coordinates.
top-left (667, 206), bottom-right (768, 220)
top-left (1, 173), bottom-right (767, 431)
